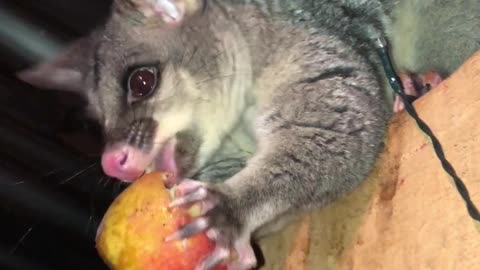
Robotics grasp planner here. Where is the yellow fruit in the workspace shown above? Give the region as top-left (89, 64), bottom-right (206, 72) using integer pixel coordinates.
top-left (96, 171), bottom-right (225, 270)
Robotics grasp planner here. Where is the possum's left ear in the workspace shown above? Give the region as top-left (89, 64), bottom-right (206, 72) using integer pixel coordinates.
top-left (130, 0), bottom-right (205, 26)
top-left (16, 35), bottom-right (95, 93)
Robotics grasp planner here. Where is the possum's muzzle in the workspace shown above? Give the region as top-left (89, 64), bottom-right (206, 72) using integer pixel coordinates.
top-left (101, 139), bottom-right (178, 185)
top-left (100, 118), bottom-right (179, 185)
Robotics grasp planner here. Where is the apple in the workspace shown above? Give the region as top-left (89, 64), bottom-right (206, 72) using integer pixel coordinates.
top-left (96, 171), bottom-right (226, 270)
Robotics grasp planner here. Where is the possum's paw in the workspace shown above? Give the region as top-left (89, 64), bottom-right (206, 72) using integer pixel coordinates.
top-left (393, 71), bottom-right (443, 113)
top-left (166, 180), bottom-right (257, 270)
top-left (419, 71), bottom-right (443, 92)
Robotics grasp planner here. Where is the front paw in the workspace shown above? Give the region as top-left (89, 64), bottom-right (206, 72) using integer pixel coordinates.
top-left (165, 180), bottom-right (257, 270)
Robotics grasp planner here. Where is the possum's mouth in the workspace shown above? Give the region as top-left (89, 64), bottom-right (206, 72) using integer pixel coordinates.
top-left (152, 138), bottom-right (178, 187)
top-left (101, 138), bottom-right (179, 186)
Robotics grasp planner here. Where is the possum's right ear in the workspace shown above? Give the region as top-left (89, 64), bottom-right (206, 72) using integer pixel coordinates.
top-left (130, 0), bottom-right (206, 26)
top-left (16, 35), bottom-right (94, 93)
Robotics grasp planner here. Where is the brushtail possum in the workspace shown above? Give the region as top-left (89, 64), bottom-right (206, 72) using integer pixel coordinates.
top-left (16, 0), bottom-right (479, 269)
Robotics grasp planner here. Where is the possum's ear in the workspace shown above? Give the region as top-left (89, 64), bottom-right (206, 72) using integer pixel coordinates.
top-left (130, 0), bottom-right (205, 26)
top-left (16, 36), bottom-right (94, 93)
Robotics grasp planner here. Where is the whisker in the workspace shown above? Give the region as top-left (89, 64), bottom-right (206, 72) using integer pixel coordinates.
top-left (10, 225), bottom-right (35, 255)
top-left (87, 178), bottom-right (101, 236)
top-left (104, 176), bottom-right (115, 188)
top-left (1, 180), bottom-right (26, 186)
top-left (85, 214), bottom-right (95, 236)
top-left (58, 162), bottom-right (99, 185)
top-left (41, 167), bottom-right (70, 178)
top-left (97, 176), bottom-right (106, 187)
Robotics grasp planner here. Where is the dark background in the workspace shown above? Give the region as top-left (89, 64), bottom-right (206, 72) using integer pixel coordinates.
top-left (0, 1), bottom-right (124, 269)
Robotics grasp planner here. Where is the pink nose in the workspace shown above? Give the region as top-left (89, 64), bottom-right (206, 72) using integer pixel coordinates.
top-left (101, 145), bottom-right (148, 181)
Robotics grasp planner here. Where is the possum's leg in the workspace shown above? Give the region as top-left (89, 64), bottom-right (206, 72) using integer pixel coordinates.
top-left (393, 71), bottom-right (443, 112)
top-left (165, 68), bottom-right (388, 270)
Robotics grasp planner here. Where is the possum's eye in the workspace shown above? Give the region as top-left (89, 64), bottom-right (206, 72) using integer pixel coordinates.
top-left (127, 66), bottom-right (159, 100)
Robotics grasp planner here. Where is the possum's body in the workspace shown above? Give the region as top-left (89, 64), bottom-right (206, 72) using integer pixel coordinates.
top-left (16, 0), bottom-right (480, 269)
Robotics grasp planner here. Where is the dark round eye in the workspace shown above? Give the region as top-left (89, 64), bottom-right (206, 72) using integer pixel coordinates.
top-left (127, 67), bottom-right (158, 99)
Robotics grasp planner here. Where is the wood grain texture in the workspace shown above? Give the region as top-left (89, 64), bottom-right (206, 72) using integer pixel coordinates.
top-left (258, 51), bottom-right (480, 270)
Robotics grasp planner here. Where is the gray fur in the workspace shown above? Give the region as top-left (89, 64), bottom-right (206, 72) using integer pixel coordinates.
top-left (120, 0), bottom-right (387, 242)
top-left (17, 0), bottom-right (480, 268)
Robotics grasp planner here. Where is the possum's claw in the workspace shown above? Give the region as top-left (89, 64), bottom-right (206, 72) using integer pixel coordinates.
top-left (394, 71), bottom-right (443, 113)
top-left (165, 217), bottom-right (210, 241)
top-left (166, 180), bottom-right (258, 270)
top-left (196, 238), bottom-right (256, 270)
top-left (197, 246), bottom-right (231, 270)
top-left (419, 71), bottom-right (443, 92)
top-left (393, 73), bottom-right (419, 113)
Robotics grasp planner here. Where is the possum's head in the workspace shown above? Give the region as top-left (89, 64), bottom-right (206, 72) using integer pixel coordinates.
top-left (17, 0), bottom-right (252, 183)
